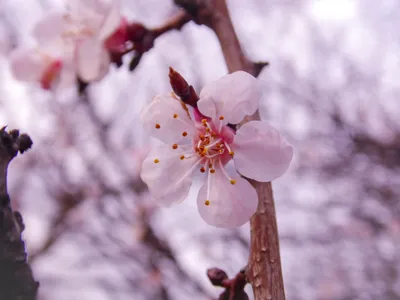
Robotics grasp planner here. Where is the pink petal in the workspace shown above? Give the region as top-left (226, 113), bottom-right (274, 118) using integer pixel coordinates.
top-left (98, 0), bottom-right (121, 41)
top-left (198, 71), bottom-right (263, 125)
top-left (140, 144), bottom-right (199, 205)
top-left (75, 38), bottom-right (110, 82)
top-left (232, 121), bottom-right (293, 182)
top-left (9, 48), bottom-right (49, 82)
top-left (140, 93), bottom-right (197, 144)
top-left (197, 165), bottom-right (258, 228)
top-left (32, 12), bottom-right (66, 46)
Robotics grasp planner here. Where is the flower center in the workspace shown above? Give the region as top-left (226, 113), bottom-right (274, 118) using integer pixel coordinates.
top-left (194, 119), bottom-right (234, 160)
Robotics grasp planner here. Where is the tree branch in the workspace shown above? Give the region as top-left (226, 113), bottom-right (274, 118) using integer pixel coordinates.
top-left (174, 1), bottom-right (285, 299)
top-left (0, 127), bottom-right (38, 300)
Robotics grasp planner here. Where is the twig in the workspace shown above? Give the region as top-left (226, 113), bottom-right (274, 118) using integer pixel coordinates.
top-left (174, 1), bottom-right (285, 299)
top-left (0, 127), bottom-right (38, 300)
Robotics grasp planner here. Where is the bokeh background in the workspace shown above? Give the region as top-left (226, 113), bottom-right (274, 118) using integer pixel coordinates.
top-left (1, 0), bottom-right (399, 299)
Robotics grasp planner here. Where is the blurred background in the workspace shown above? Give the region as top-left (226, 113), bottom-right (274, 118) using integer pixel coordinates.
top-left (0, 0), bottom-right (399, 299)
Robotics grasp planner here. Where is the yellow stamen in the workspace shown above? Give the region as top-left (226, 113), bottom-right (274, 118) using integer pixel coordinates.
top-left (182, 132), bottom-right (188, 137)
top-left (229, 151), bottom-right (234, 156)
top-left (155, 123), bottom-right (161, 129)
top-left (172, 144), bottom-right (178, 149)
top-left (205, 200), bottom-right (210, 206)
top-left (180, 155), bottom-right (185, 160)
top-left (153, 159), bottom-right (159, 163)
top-left (230, 179), bottom-right (236, 185)
top-left (173, 113), bottom-right (178, 118)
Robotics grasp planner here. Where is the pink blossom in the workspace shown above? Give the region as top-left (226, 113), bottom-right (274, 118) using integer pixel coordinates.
top-left (140, 71), bottom-right (293, 228)
top-left (10, 0), bottom-right (126, 90)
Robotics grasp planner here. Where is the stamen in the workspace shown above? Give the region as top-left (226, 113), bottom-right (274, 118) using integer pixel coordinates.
top-left (224, 142), bottom-right (234, 156)
top-left (206, 163), bottom-right (212, 206)
top-left (155, 123), bottom-right (161, 129)
top-left (172, 144), bottom-right (178, 149)
top-left (210, 169), bottom-right (215, 174)
top-left (218, 159), bottom-right (236, 184)
top-left (200, 167), bottom-right (206, 173)
top-left (182, 132), bottom-right (188, 137)
top-left (204, 138), bottom-right (222, 150)
top-left (173, 113), bottom-right (178, 118)
top-left (219, 116), bottom-right (224, 120)
top-left (153, 159), bottom-right (159, 163)
top-left (205, 200), bottom-right (210, 206)
top-left (180, 155), bottom-right (185, 160)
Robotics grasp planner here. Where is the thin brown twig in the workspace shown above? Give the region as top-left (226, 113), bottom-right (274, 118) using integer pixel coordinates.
top-left (174, 1), bottom-right (285, 299)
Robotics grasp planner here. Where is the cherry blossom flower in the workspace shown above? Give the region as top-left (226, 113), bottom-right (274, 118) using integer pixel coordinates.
top-left (140, 71), bottom-right (293, 228)
top-left (10, 0), bottom-right (127, 90)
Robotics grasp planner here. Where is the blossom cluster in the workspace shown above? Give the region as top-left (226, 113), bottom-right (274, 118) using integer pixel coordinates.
top-left (140, 71), bottom-right (293, 228)
top-left (10, 0), bottom-right (127, 90)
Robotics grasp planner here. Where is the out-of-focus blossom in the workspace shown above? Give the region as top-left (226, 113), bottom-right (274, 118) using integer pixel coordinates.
top-left (0, 25), bottom-right (12, 56)
top-left (140, 71), bottom-right (293, 228)
top-left (10, 0), bottom-right (128, 90)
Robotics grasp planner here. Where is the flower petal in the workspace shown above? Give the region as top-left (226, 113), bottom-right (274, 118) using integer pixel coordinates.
top-left (141, 144), bottom-right (199, 205)
top-left (9, 48), bottom-right (48, 82)
top-left (98, 0), bottom-right (121, 40)
top-left (32, 12), bottom-right (66, 46)
top-left (198, 71), bottom-right (263, 125)
top-left (197, 165), bottom-right (258, 228)
top-left (75, 38), bottom-right (110, 82)
top-left (232, 121), bottom-right (293, 182)
top-left (140, 93), bottom-right (197, 144)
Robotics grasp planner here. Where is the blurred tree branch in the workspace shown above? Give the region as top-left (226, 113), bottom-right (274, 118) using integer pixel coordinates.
top-left (0, 127), bottom-right (38, 300)
top-left (174, 1), bottom-right (284, 299)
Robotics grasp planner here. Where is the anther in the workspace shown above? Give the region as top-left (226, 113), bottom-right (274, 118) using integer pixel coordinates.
top-left (230, 179), bottom-right (236, 185)
top-left (205, 200), bottom-right (210, 206)
top-left (219, 116), bottom-right (224, 120)
top-left (180, 155), bottom-right (185, 160)
top-left (172, 144), bottom-right (178, 149)
top-left (200, 167), bottom-right (206, 173)
top-left (155, 123), bottom-right (161, 129)
top-left (173, 113), bottom-right (178, 118)
top-left (153, 159), bottom-right (160, 163)
top-left (182, 132), bottom-right (188, 137)
top-left (210, 169), bottom-right (215, 174)
top-left (209, 163), bottom-right (212, 168)
top-left (229, 151), bottom-right (235, 156)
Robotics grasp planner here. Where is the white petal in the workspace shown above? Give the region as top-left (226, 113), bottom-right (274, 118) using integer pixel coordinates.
top-left (75, 38), bottom-right (110, 82)
top-left (32, 12), bottom-right (66, 46)
top-left (140, 93), bottom-right (197, 144)
top-left (55, 59), bottom-right (77, 89)
top-left (233, 121), bottom-right (293, 182)
top-left (198, 71), bottom-right (263, 125)
top-left (141, 144), bottom-right (199, 205)
top-left (9, 48), bottom-right (48, 82)
top-left (197, 165), bottom-right (258, 228)
top-left (98, 0), bottom-right (121, 40)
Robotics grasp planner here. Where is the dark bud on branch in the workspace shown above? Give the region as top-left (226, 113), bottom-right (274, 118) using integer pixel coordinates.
top-left (207, 267), bottom-right (249, 300)
top-left (168, 67), bottom-right (199, 107)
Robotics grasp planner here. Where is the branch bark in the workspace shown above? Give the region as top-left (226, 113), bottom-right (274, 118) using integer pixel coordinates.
top-left (174, 1), bottom-right (285, 299)
top-left (0, 127), bottom-right (38, 300)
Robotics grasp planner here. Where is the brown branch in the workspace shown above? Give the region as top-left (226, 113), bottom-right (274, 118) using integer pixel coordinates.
top-left (174, 1), bottom-right (284, 299)
top-left (0, 127), bottom-right (38, 300)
